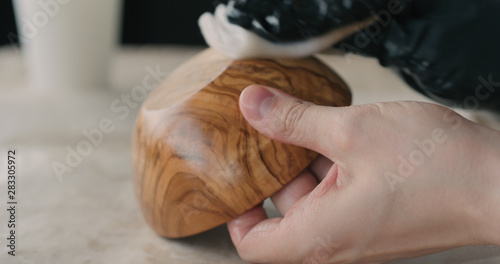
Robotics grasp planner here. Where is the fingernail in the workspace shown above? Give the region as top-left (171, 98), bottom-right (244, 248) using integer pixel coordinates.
top-left (241, 85), bottom-right (276, 121)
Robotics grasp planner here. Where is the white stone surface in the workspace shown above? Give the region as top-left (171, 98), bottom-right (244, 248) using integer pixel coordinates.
top-left (0, 46), bottom-right (498, 264)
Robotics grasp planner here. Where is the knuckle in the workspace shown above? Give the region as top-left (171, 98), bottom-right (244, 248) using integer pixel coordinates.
top-left (330, 105), bottom-right (378, 152)
top-left (236, 241), bottom-right (260, 263)
top-left (270, 100), bottom-right (311, 142)
top-left (238, 249), bottom-right (257, 263)
top-left (238, 246), bottom-right (272, 264)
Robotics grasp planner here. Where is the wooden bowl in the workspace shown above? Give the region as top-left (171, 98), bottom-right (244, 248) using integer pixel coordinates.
top-left (132, 48), bottom-right (351, 238)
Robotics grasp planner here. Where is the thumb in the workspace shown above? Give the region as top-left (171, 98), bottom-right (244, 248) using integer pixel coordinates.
top-left (239, 85), bottom-right (345, 159)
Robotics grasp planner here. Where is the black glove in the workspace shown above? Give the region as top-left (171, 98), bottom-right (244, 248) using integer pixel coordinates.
top-left (221, 0), bottom-right (500, 112)
top-left (225, 0), bottom-right (390, 42)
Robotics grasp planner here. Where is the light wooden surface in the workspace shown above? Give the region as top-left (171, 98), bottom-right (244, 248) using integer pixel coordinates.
top-left (133, 49), bottom-right (351, 238)
top-left (0, 46), bottom-right (498, 263)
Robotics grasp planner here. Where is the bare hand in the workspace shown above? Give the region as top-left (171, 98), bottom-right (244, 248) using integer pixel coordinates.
top-left (228, 85), bottom-right (500, 264)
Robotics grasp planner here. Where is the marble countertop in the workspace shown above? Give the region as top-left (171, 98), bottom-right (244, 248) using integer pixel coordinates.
top-left (0, 46), bottom-right (498, 264)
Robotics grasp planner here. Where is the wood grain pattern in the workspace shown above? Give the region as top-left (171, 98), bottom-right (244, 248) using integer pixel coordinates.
top-left (132, 48), bottom-right (351, 238)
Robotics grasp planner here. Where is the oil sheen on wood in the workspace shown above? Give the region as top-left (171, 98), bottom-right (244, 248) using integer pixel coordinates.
top-left (133, 48), bottom-right (351, 238)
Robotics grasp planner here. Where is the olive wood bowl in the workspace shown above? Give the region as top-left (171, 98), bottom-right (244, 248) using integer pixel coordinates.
top-left (132, 48), bottom-right (351, 238)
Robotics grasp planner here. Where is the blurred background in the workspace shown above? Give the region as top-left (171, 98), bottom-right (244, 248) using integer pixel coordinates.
top-left (0, 1), bottom-right (499, 263)
top-left (0, 0), bottom-right (213, 46)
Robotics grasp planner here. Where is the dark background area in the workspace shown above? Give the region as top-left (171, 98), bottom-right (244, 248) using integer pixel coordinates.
top-left (0, 0), bottom-right (221, 47)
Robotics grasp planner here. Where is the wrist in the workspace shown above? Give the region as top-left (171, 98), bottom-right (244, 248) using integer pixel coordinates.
top-left (475, 125), bottom-right (500, 246)
top-left (486, 147), bottom-right (500, 246)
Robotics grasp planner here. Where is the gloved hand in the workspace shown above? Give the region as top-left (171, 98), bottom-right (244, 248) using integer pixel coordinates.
top-left (199, 0), bottom-right (500, 112)
top-left (223, 0), bottom-right (389, 42)
top-left (338, 0), bottom-right (500, 112)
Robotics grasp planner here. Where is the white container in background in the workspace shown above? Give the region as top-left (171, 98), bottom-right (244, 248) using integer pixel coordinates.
top-left (13, 0), bottom-right (122, 91)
